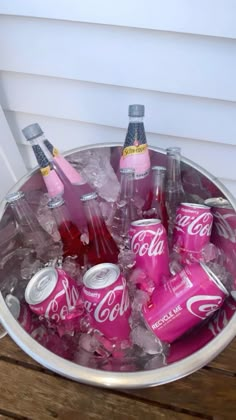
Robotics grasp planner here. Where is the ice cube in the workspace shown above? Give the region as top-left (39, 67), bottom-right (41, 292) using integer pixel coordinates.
top-left (130, 325), bottom-right (164, 355)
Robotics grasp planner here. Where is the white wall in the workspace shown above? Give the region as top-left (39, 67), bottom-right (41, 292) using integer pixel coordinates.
top-left (0, 1), bottom-right (236, 197)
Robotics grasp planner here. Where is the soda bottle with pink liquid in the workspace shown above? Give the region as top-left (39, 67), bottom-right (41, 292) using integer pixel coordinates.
top-left (48, 196), bottom-right (88, 266)
top-left (120, 105), bottom-right (151, 210)
top-left (81, 192), bottom-right (119, 266)
top-left (22, 123), bottom-right (92, 228)
top-left (144, 166), bottom-right (168, 231)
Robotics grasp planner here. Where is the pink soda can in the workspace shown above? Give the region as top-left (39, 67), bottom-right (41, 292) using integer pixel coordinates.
top-left (204, 197), bottom-right (236, 281)
top-left (82, 263), bottom-right (131, 340)
top-left (142, 262), bottom-right (228, 344)
top-left (25, 267), bottom-right (83, 324)
top-left (129, 219), bottom-right (169, 286)
top-left (5, 294), bottom-right (34, 333)
top-left (173, 203), bottom-right (213, 258)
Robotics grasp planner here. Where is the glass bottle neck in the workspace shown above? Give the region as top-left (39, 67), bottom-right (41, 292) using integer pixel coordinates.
top-left (51, 203), bottom-right (71, 228)
top-left (120, 172), bottom-right (135, 200)
top-left (166, 150), bottom-right (182, 184)
top-left (82, 198), bottom-right (106, 235)
top-left (152, 171), bottom-right (165, 200)
top-left (9, 197), bottom-right (40, 230)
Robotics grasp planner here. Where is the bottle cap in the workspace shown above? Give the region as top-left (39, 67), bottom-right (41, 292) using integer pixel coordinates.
top-left (151, 166), bottom-right (166, 172)
top-left (80, 192), bottom-right (98, 202)
top-left (128, 104), bottom-right (145, 117)
top-left (120, 168), bottom-right (135, 174)
top-left (22, 123), bottom-right (44, 141)
top-left (48, 196), bottom-right (65, 209)
top-left (5, 191), bottom-right (25, 203)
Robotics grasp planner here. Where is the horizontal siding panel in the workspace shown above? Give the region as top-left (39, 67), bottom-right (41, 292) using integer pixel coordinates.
top-left (1, 71), bottom-right (236, 147)
top-left (0, 0), bottom-right (235, 39)
top-left (1, 16), bottom-right (236, 101)
top-left (4, 110), bottom-right (236, 182)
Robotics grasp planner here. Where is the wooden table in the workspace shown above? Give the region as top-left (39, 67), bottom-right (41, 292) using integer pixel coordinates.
top-left (0, 335), bottom-right (235, 420)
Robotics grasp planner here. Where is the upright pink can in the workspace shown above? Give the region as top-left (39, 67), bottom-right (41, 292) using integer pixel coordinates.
top-left (82, 263), bottom-right (131, 340)
top-left (173, 203), bottom-right (213, 259)
top-left (129, 219), bottom-right (169, 286)
top-left (142, 262), bottom-right (228, 344)
top-left (25, 267), bottom-right (83, 324)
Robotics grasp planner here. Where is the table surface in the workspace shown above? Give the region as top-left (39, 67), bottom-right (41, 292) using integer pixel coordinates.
top-left (0, 335), bottom-right (235, 420)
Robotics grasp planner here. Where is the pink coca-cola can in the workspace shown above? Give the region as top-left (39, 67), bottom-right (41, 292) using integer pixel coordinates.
top-left (129, 219), bottom-right (169, 286)
top-left (173, 203), bottom-right (213, 258)
top-left (25, 267), bottom-right (83, 324)
top-left (82, 263), bottom-right (131, 340)
top-left (204, 197), bottom-right (236, 282)
top-left (142, 262), bottom-right (228, 344)
top-left (6, 294), bottom-right (34, 333)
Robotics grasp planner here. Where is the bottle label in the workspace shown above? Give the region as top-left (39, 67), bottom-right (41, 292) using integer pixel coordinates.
top-left (120, 144), bottom-right (150, 179)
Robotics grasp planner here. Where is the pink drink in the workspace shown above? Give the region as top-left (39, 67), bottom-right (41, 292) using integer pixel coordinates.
top-left (142, 262), bottom-right (228, 343)
top-left (168, 297), bottom-right (236, 363)
top-left (81, 263), bottom-right (131, 340)
top-left (129, 219), bottom-right (169, 286)
top-left (204, 197), bottom-right (236, 281)
top-left (25, 267), bottom-right (83, 324)
top-left (173, 203), bottom-right (213, 259)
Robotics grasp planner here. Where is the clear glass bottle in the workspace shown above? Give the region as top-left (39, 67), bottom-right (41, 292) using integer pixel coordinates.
top-left (144, 166), bottom-right (168, 231)
top-left (48, 195), bottom-right (87, 266)
top-left (165, 147), bottom-right (185, 240)
top-left (120, 105), bottom-right (151, 210)
top-left (5, 191), bottom-right (59, 259)
top-left (81, 192), bottom-right (119, 266)
top-left (111, 168), bottom-right (138, 248)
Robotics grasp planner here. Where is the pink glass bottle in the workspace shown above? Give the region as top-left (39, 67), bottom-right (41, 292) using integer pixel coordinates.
top-left (111, 168), bottom-right (138, 248)
top-left (144, 166), bottom-right (168, 231)
top-left (120, 105), bottom-right (151, 210)
top-left (48, 196), bottom-right (87, 266)
top-left (81, 192), bottom-right (119, 266)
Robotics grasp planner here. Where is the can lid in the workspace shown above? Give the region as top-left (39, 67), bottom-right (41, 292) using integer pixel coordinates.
top-left (80, 192), bottom-right (98, 202)
top-left (22, 123), bottom-right (43, 141)
top-left (48, 196), bottom-right (65, 209)
top-left (200, 262), bottom-right (229, 296)
top-left (83, 263), bottom-right (120, 289)
top-left (119, 168), bottom-right (135, 174)
top-left (204, 197), bottom-right (232, 209)
top-left (151, 166), bottom-right (166, 172)
top-left (180, 203), bottom-right (209, 210)
top-left (131, 218), bottom-right (162, 227)
top-left (5, 294), bottom-right (21, 320)
top-left (128, 104), bottom-right (145, 117)
top-left (5, 191), bottom-right (25, 203)
top-left (25, 267), bottom-right (58, 305)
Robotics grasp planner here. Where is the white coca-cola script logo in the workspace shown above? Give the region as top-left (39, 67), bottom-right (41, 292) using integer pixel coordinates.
top-left (85, 277), bottom-right (130, 323)
top-left (131, 228), bottom-right (165, 257)
top-left (213, 211), bottom-right (236, 243)
top-left (45, 278), bottom-right (79, 322)
top-left (175, 212), bottom-right (213, 236)
top-left (187, 295), bottom-right (222, 319)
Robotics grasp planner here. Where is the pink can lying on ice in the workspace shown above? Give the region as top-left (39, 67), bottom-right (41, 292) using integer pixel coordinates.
top-left (82, 263), bottom-right (131, 340)
top-left (129, 219), bottom-right (169, 286)
top-left (142, 262), bottom-right (228, 344)
top-left (173, 203), bottom-right (213, 258)
top-left (25, 267), bottom-right (83, 324)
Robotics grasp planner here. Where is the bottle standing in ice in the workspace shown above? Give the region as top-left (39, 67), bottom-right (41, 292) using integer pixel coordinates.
top-left (111, 168), bottom-right (138, 248)
top-left (120, 105), bottom-right (151, 210)
top-left (165, 147), bottom-right (185, 242)
top-left (144, 166), bottom-right (168, 231)
top-left (22, 123), bottom-right (91, 228)
top-left (48, 195), bottom-right (88, 266)
top-left (5, 191), bottom-right (60, 259)
top-left (81, 192), bottom-right (119, 266)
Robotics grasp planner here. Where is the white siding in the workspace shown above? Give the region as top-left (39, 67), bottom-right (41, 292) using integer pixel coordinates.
top-left (0, 1), bottom-right (235, 197)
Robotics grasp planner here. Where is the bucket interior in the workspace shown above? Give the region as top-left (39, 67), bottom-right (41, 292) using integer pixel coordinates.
top-left (0, 145), bottom-right (236, 381)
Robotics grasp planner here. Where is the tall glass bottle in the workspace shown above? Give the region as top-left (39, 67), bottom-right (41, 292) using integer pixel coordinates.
top-left (48, 196), bottom-right (87, 266)
top-left (144, 166), bottom-right (168, 231)
top-left (111, 168), bottom-right (138, 248)
top-left (165, 147), bottom-right (185, 240)
top-left (81, 192), bottom-right (119, 266)
top-left (5, 191), bottom-right (59, 259)
top-left (22, 123), bottom-right (90, 228)
top-left (120, 105), bottom-right (151, 209)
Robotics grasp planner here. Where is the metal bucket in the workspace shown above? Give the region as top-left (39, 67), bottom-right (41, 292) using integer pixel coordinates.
top-left (0, 143), bottom-right (236, 389)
